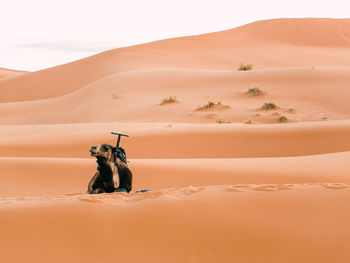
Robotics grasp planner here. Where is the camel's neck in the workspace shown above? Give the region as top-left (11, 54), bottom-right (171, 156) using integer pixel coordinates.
top-left (96, 155), bottom-right (114, 165)
top-left (96, 157), bottom-right (115, 182)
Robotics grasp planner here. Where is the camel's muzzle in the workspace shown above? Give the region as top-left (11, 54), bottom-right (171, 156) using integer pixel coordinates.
top-left (90, 146), bottom-right (99, 156)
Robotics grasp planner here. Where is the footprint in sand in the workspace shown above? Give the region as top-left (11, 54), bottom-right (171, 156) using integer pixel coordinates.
top-left (186, 185), bottom-right (206, 194)
top-left (233, 185), bottom-right (250, 189)
top-left (276, 184), bottom-right (294, 190)
top-left (322, 183), bottom-right (350, 190)
top-left (126, 191), bottom-right (163, 202)
top-left (79, 198), bottom-right (103, 203)
top-left (224, 186), bottom-right (242, 193)
top-left (253, 184), bottom-right (278, 192)
top-left (65, 193), bottom-right (83, 196)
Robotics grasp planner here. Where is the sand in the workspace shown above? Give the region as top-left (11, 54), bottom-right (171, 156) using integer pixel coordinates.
top-left (0, 67), bottom-right (27, 80)
top-left (1, 18), bottom-right (350, 262)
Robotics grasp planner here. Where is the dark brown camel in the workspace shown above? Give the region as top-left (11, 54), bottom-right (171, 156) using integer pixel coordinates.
top-left (87, 143), bottom-right (132, 194)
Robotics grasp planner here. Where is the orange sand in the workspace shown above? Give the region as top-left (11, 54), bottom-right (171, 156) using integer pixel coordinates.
top-left (0, 67), bottom-right (27, 80)
top-left (1, 18), bottom-right (350, 262)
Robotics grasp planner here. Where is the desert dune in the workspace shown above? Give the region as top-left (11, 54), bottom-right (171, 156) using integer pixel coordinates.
top-left (1, 18), bottom-right (350, 262)
top-left (0, 67), bottom-right (27, 80)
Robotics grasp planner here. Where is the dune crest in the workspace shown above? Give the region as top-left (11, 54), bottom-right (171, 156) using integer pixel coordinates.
top-left (2, 18), bottom-right (350, 103)
top-left (236, 18), bottom-right (350, 46)
top-left (0, 67), bottom-right (28, 80)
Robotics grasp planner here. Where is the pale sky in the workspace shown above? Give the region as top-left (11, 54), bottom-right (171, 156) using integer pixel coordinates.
top-left (0, 0), bottom-right (348, 71)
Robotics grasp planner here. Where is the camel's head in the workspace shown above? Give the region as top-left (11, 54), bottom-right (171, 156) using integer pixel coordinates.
top-left (89, 143), bottom-right (116, 161)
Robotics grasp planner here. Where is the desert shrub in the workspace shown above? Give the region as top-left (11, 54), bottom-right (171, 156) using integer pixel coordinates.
top-left (216, 119), bottom-right (231, 124)
top-left (262, 102), bottom-right (279, 111)
top-left (246, 87), bottom-right (263, 96)
top-left (238, 63), bottom-right (253, 71)
top-left (160, 96), bottom-right (177, 105)
top-left (278, 116), bottom-right (288, 123)
top-left (112, 94), bottom-right (119, 99)
top-left (196, 101), bottom-right (221, 110)
top-left (287, 108), bottom-right (295, 113)
top-left (244, 118), bottom-right (253, 124)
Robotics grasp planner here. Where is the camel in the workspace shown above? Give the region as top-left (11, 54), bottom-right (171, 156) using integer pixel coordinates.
top-left (87, 143), bottom-right (132, 194)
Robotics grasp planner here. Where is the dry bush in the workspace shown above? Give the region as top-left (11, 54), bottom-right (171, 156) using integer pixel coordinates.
top-left (244, 118), bottom-right (253, 124)
top-left (216, 119), bottom-right (231, 124)
top-left (160, 96), bottom-right (177, 105)
top-left (196, 101), bottom-right (221, 110)
top-left (278, 116), bottom-right (288, 123)
top-left (246, 87), bottom-right (263, 96)
top-left (238, 63), bottom-right (253, 71)
top-left (262, 102), bottom-right (279, 111)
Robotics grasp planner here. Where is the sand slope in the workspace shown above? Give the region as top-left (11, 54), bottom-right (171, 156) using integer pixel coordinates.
top-left (0, 185), bottom-right (349, 263)
top-left (0, 67), bottom-right (27, 80)
top-left (1, 18), bottom-right (350, 103)
top-left (1, 18), bottom-right (350, 262)
top-left (2, 122), bottom-right (350, 158)
top-left (1, 152), bottom-right (350, 197)
top-left (1, 67), bottom-right (350, 124)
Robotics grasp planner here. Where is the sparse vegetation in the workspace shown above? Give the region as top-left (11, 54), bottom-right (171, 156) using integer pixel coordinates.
top-left (287, 108), bottom-right (296, 113)
top-left (244, 118), bottom-right (253, 124)
top-left (238, 63), bottom-right (253, 71)
top-left (216, 119), bottom-right (231, 124)
top-left (322, 116), bottom-right (328, 120)
top-left (112, 94), bottom-right (119, 99)
top-left (246, 87), bottom-right (263, 96)
top-left (160, 96), bottom-right (177, 105)
top-left (262, 102), bottom-right (279, 111)
top-left (196, 101), bottom-right (221, 110)
top-left (278, 116), bottom-right (288, 123)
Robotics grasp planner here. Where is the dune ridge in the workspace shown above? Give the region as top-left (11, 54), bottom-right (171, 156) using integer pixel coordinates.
top-left (2, 18), bottom-right (350, 102)
top-left (0, 67), bottom-right (28, 80)
top-left (1, 121), bottom-right (350, 158)
top-left (0, 151), bottom-right (350, 197)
